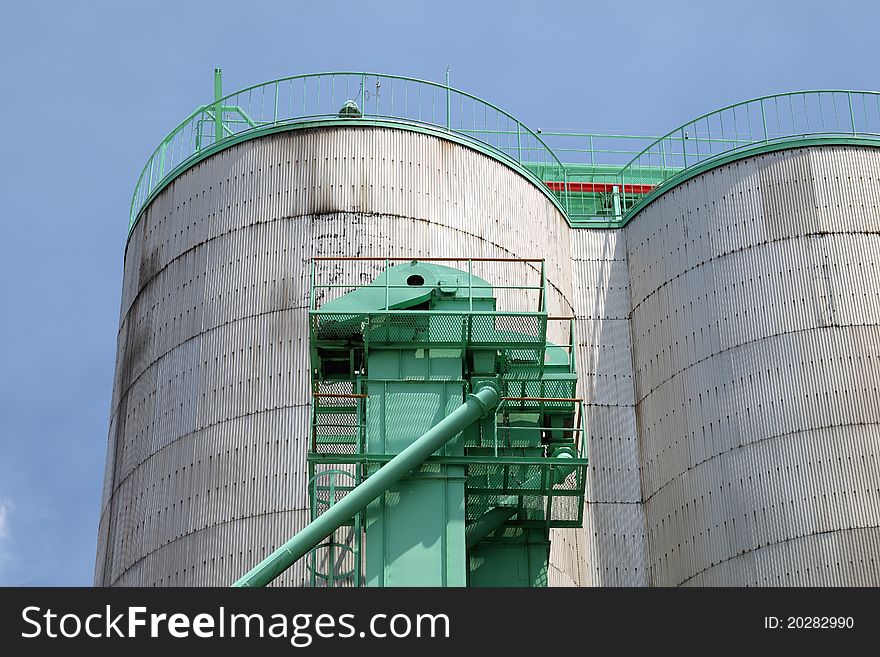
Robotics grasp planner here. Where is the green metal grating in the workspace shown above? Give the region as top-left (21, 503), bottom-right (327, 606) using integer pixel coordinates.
top-left (465, 459), bottom-right (586, 527)
top-left (311, 311), bottom-right (548, 349)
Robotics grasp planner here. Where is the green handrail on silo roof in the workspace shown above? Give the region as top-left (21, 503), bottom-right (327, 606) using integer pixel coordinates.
top-left (129, 77), bottom-right (880, 236)
top-left (128, 71), bottom-right (567, 235)
top-left (615, 89), bottom-right (880, 223)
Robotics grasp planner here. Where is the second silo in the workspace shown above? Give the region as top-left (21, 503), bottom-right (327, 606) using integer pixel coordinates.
top-left (626, 143), bottom-right (880, 586)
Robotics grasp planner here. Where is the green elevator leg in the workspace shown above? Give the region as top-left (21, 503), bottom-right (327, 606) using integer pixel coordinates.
top-left (366, 465), bottom-right (466, 586)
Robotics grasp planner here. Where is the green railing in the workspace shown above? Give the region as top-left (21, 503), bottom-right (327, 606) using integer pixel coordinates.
top-left (129, 71), bottom-right (568, 231)
top-left (463, 130), bottom-right (660, 166)
top-left (130, 80), bottom-right (880, 231)
top-left (616, 90), bottom-right (880, 219)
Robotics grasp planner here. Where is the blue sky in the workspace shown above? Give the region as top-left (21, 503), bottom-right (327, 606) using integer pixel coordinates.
top-left (0, 0), bottom-right (876, 585)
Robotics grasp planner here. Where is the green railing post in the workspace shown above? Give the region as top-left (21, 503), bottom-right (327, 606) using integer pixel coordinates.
top-left (375, 76), bottom-right (381, 116)
top-left (760, 98), bottom-right (768, 142)
top-left (445, 66), bottom-right (451, 131)
top-left (146, 156), bottom-right (155, 196)
top-left (195, 112), bottom-right (203, 152)
top-left (214, 68), bottom-right (223, 143)
top-left (158, 140), bottom-right (168, 178)
top-left (540, 261), bottom-right (546, 312)
top-left (848, 91), bottom-right (857, 134)
top-left (468, 259), bottom-right (473, 312)
top-left (681, 128), bottom-right (688, 167)
top-left (660, 139), bottom-right (668, 179)
top-left (516, 123), bottom-right (522, 161)
top-left (360, 73), bottom-right (366, 113)
top-left (563, 168), bottom-right (570, 213)
top-left (384, 258), bottom-right (390, 310)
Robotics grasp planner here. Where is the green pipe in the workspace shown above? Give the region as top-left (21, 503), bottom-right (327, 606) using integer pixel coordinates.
top-left (233, 384), bottom-right (500, 587)
top-left (547, 447), bottom-right (576, 483)
top-left (464, 449), bottom-right (574, 549)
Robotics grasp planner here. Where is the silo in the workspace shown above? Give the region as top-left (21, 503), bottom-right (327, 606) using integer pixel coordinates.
top-left (94, 73), bottom-right (583, 586)
top-left (625, 143), bottom-right (880, 585)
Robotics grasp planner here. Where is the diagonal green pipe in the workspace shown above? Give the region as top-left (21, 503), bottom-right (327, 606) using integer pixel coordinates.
top-left (233, 384), bottom-right (500, 587)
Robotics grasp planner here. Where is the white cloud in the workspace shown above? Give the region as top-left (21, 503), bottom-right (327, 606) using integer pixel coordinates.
top-left (0, 499), bottom-right (17, 585)
top-left (0, 498), bottom-right (11, 540)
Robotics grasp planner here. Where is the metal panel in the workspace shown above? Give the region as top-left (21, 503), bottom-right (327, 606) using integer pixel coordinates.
top-left (569, 229), bottom-right (648, 586)
top-left (628, 145), bottom-right (880, 586)
top-left (684, 527), bottom-right (880, 586)
top-left (580, 503), bottom-right (648, 587)
top-left (98, 126), bottom-right (577, 586)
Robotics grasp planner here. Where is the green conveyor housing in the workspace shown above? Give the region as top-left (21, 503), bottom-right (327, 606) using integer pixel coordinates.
top-left (234, 259), bottom-right (588, 587)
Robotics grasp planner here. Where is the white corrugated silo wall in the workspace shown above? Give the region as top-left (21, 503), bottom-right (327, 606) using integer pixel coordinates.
top-left (626, 145), bottom-right (880, 586)
top-left (568, 230), bottom-right (649, 586)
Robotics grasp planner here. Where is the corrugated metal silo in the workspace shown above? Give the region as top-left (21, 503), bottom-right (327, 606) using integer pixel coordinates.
top-left (625, 145), bottom-right (880, 585)
top-left (95, 125), bottom-right (581, 586)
